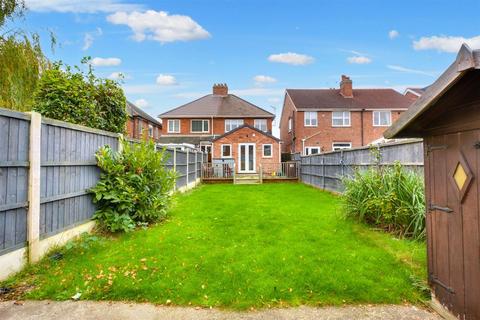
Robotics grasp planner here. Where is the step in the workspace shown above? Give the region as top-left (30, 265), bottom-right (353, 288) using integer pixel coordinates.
top-left (235, 174), bottom-right (260, 180)
top-left (234, 179), bottom-right (261, 185)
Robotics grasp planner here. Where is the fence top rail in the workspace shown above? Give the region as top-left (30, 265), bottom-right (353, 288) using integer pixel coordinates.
top-left (42, 116), bottom-right (121, 138)
top-left (300, 138), bottom-right (423, 158)
top-left (0, 107), bottom-right (31, 121)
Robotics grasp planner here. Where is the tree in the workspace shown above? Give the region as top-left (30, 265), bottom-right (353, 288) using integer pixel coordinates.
top-left (0, 0), bottom-right (25, 27)
top-left (33, 61), bottom-right (128, 133)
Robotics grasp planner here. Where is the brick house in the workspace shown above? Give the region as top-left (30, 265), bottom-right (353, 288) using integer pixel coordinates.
top-left (159, 83), bottom-right (275, 167)
top-left (212, 125), bottom-right (281, 174)
top-left (403, 87), bottom-right (426, 101)
top-left (279, 75), bottom-right (413, 155)
top-left (126, 101), bottom-right (162, 142)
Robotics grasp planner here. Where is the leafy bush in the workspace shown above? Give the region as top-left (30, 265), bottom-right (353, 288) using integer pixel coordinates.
top-left (90, 139), bottom-right (177, 232)
top-left (342, 162), bottom-right (425, 240)
top-left (33, 60), bottom-right (127, 133)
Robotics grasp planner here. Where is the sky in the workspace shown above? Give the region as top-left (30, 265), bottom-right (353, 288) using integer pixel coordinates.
top-left (9, 0), bottom-right (480, 136)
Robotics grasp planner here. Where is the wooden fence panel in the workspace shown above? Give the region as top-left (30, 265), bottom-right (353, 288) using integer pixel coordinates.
top-left (39, 119), bottom-right (119, 238)
top-left (300, 139), bottom-right (424, 193)
top-left (0, 110), bottom-right (30, 254)
top-left (175, 150), bottom-right (188, 189)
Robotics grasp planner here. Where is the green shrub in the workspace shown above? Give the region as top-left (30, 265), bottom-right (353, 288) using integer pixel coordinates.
top-left (90, 139), bottom-right (177, 233)
top-left (342, 162), bottom-right (425, 240)
top-left (33, 60), bottom-right (127, 133)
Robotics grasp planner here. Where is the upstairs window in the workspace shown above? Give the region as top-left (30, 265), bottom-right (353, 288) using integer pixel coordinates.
top-left (138, 121), bottom-right (143, 136)
top-left (332, 111), bottom-right (351, 127)
top-left (254, 119), bottom-right (267, 132)
top-left (332, 142), bottom-right (352, 151)
top-left (167, 119), bottom-right (180, 133)
top-left (373, 111), bottom-right (392, 127)
top-left (225, 119), bottom-right (244, 132)
top-left (304, 112), bottom-right (317, 127)
top-left (288, 118), bottom-right (292, 132)
top-left (148, 124), bottom-right (153, 137)
top-left (191, 119), bottom-right (209, 133)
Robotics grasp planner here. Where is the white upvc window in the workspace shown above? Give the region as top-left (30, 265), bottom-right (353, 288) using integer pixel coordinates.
top-left (373, 111), bottom-right (392, 127)
top-left (191, 119), bottom-right (209, 133)
top-left (148, 124), bottom-right (153, 137)
top-left (167, 119), bottom-right (180, 133)
top-left (332, 142), bottom-right (352, 151)
top-left (221, 144), bottom-right (232, 158)
top-left (254, 119), bottom-right (267, 132)
top-left (288, 118), bottom-right (292, 132)
top-left (225, 119), bottom-right (244, 132)
top-left (262, 144), bottom-right (273, 158)
top-left (304, 146), bottom-right (320, 155)
top-left (332, 111), bottom-right (351, 127)
top-left (304, 112), bottom-right (318, 127)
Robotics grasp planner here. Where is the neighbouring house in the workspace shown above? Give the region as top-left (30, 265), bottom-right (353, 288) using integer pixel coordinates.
top-left (279, 75), bottom-right (413, 155)
top-left (126, 101), bottom-right (162, 142)
top-left (158, 83), bottom-right (275, 166)
top-left (404, 87), bottom-right (426, 101)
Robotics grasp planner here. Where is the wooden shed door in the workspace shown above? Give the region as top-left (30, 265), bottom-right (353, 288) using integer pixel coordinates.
top-left (426, 132), bottom-right (480, 320)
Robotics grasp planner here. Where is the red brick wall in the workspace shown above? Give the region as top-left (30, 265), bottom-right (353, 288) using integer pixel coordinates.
top-left (404, 91), bottom-right (420, 101)
top-left (279, 93), bottom-right (296, 153)
top-left (125, 117), bottom-right (161, 142)
top-left (281, 109), bottom-right (405, 154)
top-left (161, 117), bottom-right (273, 136)
top-left (212, 127), bottom-right (280, 173)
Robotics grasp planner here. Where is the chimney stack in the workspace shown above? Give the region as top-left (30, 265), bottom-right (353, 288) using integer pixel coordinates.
top-left (340, 75), bottom-right (353, 98)
top-left (213, 83), bottom-right (228, 95)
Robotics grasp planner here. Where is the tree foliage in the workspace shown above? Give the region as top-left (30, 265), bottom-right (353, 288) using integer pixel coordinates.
top-left (33, 61), bottom-right (128, 133)
top-left (0, 0), bottom-right (25, 27)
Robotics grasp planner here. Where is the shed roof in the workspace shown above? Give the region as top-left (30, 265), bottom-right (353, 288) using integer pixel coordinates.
top-left (126, 101), bottom-right (162, 126)
top-left (286, 88), bottom-right (412, 110)
top-left (159, 94), bottom-right (275, 118)
top-left (384, 44), bottom-right (480, 138)
top-left (212, 124), bottom-right (280, 142)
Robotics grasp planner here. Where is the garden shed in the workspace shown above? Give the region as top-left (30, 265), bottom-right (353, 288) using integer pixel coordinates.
top-left (385, 44), bottom-right (480, 320)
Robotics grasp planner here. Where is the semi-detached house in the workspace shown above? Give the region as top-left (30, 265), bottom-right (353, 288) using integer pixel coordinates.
top-left (159, 84), bottom-right (279, 174)
top-left (279, 75), bottom-right (414, 155)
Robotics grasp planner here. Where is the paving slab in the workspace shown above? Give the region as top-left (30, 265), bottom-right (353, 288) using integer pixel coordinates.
top-left (0, 301), bottom-right (442, 320)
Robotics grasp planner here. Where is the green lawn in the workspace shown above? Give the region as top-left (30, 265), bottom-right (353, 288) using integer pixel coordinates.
top-left (3, 183), bottom-right (427, 309)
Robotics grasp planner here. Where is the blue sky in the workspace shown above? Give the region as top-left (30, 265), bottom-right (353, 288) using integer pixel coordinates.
top-left (12, 0), bottom-right (480, 133)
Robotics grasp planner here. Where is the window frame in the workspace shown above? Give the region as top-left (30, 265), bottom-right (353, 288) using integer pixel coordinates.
top-left (304, 111), bottom-right (318, 127)
top-left (332, 142), bottom-right (352, 151)
top-left (148, 124), bottom-right (154, 137)
top-left (167, 119), bottom-right (180, 133)
top-left (225, 119), bottom-right (244, 132)
top-left (372, 110), bottom-right (392, 127)
top-left (190, 119), bottom-right (209, 133)
top-left (288, 118), bottom-right (292, 132)
top-left (221, 144), bottom-right (232, 158)
top-left (304, 146), bottom-right (321, 155)
top-left (262, 144), bottom-right (273, 158)
top-left (254, 119), bottom-right (268, 132)
top-left (138, 121), bottom-right (143, 136)
top-left (331, 111), bottom-right (351, 127)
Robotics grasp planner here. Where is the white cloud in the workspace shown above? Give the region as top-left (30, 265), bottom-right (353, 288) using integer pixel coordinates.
top-left (389, 30), bottom-right (399, 39)
top-left (107, 10), bottom-right (211, 43)
top-left (347, 56), bottom-right (372, 64)
top-left (25, 0), bottom-right (142, 13)
top-left (108, 72), bottom-right (129, 80)
top-left (254, 75), bottom-right (277, 85)
top-left (413, 35), bottom-right (480, 53)
top-left (156, 74), bottom-right (177, 86)
top-left (134, 99), bottom-right (149, 108)
top-left (268, 52), bottom-right (314, 66)
top-left (387, 65), bottom-right (435, 76)
top-left (91, 57), bottom-right (122, 67)
top-left (82, 27), bottom-right (102, 51)
top-left (268, 97), bottom-right (281, 103)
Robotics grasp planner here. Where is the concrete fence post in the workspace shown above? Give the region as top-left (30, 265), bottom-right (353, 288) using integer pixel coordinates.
top-left (28, 111), bottom-right (42, 263)
top-left (117, 133), bottom-right (124, 153)
top-left (186, 148), bottom-right (189, 187)
top-left (173, 148), bottom-right (177, 191)
top-left (194, 151), bottom-right (198, 185)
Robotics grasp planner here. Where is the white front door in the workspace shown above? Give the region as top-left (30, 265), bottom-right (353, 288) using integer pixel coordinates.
top-left (238, 143), bottom-right (256, 173)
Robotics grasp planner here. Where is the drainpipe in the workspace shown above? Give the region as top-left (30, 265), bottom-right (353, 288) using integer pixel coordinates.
top-left (360, 109), bottom-right (365, 146)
